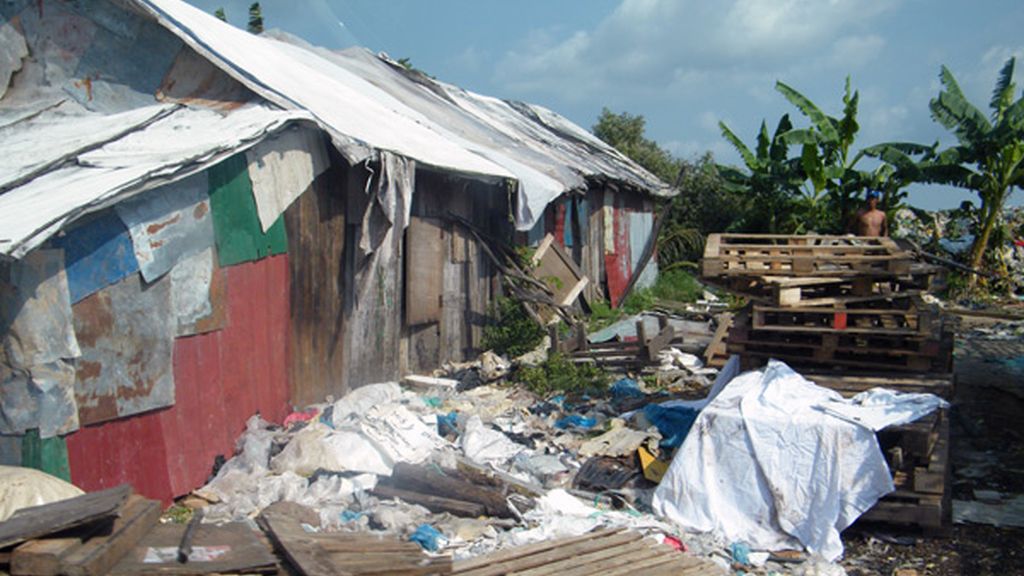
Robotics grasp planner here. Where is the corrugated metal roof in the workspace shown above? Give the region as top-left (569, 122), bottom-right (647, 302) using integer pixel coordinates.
top-left (133, 0), bottom-right (674, 229)
top-left (0, 104), bottom-right (315, 259)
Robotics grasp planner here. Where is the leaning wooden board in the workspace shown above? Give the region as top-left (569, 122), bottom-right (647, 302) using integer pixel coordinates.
top-left (0, 484), bottom-right (131, 550)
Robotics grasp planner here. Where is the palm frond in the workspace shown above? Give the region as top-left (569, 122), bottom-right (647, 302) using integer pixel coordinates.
top-left (769, 114), bottom-right (793, 162)
top-left (776, 81), bottom-right (840, 142)
top-left (756, 120), bottom-right (770, 160)
top-left (778, 128), bottom-right (818, 146)
top-left (991, 57), bottom-right (1017, 117)
top-left (719, 121), bottom-right (759, 170)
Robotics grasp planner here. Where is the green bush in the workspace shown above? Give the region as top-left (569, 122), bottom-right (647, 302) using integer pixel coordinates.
top-left (649, 269), bottom-right (704, 303)
top-left (482, 297), bottom-right (545, 357)
top-left (516, 353), bottom-right (609, 397)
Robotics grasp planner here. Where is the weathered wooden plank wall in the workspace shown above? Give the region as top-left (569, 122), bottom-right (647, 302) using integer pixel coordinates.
top-left (284, 163), bottom-right (347, 407)
top-left (66, 254), bottom-right (291, 503)
top-left (405, 173), bottom-right (508, 373)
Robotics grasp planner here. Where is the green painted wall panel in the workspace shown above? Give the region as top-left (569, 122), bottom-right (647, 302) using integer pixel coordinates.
top-left (22, 429), bottom-right (71, 482)
top-left (208, 154), bottom-right (288, 267)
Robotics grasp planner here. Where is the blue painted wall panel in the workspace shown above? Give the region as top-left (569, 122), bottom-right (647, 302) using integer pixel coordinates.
top-left (53, 211), bottom-right (139, 303)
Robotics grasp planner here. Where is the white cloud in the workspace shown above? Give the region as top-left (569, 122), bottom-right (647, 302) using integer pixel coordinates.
top-left (829, 35), bottom-right (886, 69)
top-left (495, 0), bottom-right (898, 100)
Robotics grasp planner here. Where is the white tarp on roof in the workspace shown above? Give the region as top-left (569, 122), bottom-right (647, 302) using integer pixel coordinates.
top-left (132, 0), bottom-right (672, 229)
top-left (134, 0), bottom-right (512, 181)
top-left (0, 103), bottom-right (313, 259)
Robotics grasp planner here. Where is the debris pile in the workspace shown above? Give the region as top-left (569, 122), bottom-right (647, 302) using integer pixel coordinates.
top-left (698, 233), bottom-right (956, 535)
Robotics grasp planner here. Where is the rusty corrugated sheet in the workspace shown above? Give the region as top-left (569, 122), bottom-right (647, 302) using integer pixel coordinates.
top-left (605, 196), bottom-right (632, 307)
top-left (67, 254), bottom-right (291, 503)
top-left (66, 410), bottom-right (174, 504)
top-left (0, 249), bottom-right (81, 438)
top-left (52, 211), bottom-right (140, 304)
top-left (157, 44), bottom-right (253, 111)
top-left (114, 171), bottom-right (215, 283)
top-left (72, 272), bottom-right (175, 426)
top-left (0, 16), bottom-right (28, 101)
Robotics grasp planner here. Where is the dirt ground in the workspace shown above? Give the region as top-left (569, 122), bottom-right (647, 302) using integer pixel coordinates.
top-left (840, 315), bottom-right (1024, 576)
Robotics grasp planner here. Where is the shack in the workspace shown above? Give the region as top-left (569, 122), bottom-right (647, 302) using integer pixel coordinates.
top-left (0, 0), bottom-right (672, 503)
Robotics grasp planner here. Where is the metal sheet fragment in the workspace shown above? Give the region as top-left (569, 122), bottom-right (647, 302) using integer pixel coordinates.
top-left (114, 171), bottom-right (214, 282)
top-left (0, 249), bottom-right (81, 437)
top-left (246, 126), bottom-right (328, 232)
top-left (52, 211), bottom-right (140, 304)
top-left (170, 247), bottom-right (222, 336)
top-left (0, 16), bottom-right (28, 101)
top-left (72, 272), bottom-right (175, 426)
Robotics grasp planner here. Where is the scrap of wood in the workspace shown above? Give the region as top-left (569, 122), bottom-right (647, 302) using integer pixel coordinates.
top-left (110, 522), bottom-right (278, 575)
top-left (11, 537), bottom-right (84, 576)
top-left (61, 495), bottom-right (161, 576)
top-left (452, 529), bottom-right (623, 574)
top-left (372, 484), bottom-right (486, 517)
top-left (390, 463), bottom-right (513, 518)
top-left (0, 484), bottom-right (131, 549)
top-left (258, 503), bottom-right (349, 576)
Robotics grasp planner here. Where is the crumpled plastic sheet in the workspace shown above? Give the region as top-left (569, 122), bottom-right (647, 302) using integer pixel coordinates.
top-left (461, 415), bottom-right (526, 466)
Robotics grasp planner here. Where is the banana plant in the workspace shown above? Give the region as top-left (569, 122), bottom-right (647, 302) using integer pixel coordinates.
top-left (775, 77), bottom-right (872, 232)
top-left (923, 58), bottom-right (1024, 284)
top-left (717, 114), bottom-right (805, 233)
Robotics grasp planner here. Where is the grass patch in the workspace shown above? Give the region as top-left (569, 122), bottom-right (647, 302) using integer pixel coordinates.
top-left (516, 353), bottom-right (609, 397)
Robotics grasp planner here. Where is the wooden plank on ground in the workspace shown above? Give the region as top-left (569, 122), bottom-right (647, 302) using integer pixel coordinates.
top-left (372, 484), bottom-right (486, 517)
top-left (258, 503), bottom-right (349, 576)
top-left (0, 484), bottom-right (131, 549)
top-left (61, 495), bottom-right (161, 576)
top-left (11, 537), bottom-right (84, 576)
top-left (110, 522), bottom-right (278, 575)
top-left (452, 529), bottom-right (622, 573)
top-left (453, 531), bottom-right (641, 576)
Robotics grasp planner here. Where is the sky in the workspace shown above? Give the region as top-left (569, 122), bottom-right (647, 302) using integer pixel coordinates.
top-left (187, 0), bottom-right (1024, 210)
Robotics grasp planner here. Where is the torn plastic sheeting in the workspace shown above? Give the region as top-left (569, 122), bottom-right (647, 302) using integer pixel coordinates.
top-left (114, 170), bottom-right (215, 283)
top-left (461, 415), bottom-right (526, 466)
top-left (330, 382), bottom-right (403, 428)
top-left (652, 360), bottom-right (894, 561)
top-left (359, 151), bottom-right (414, 258)
top-left (814, 387), bottom-right (949, 431)
top-left (246, 125), bottom-right (329, 233)
top-left (270, 424), bottom-right (389, 477)
top-left (356, 404), bottom-right (444, 473)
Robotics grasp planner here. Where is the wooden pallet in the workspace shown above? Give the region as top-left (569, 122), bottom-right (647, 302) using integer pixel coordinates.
top-left (451, 528), bottom-right (723, 576)
top-left (702, 234), bottom-right (915, 278)
top-left (799, 371), bottom-right (955, 400)
top-left (706, 273), bottom-right (935, 308)
top-left (750, 301), bottom-right (939, 337)
top-left (861, 413), bottom-right (951, 531)
top-left (729, 328), bottom-right (954, 373)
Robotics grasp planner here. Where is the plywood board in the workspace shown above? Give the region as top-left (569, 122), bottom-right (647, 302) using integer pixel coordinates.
top-left (405, 216), bottom-right (444, 326)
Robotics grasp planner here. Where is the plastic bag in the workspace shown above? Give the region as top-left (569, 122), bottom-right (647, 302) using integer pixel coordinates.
top-left (0, 465), bottom-right (83, 521)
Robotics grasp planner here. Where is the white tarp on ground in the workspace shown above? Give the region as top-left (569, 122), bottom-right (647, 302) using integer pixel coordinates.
top-left (652, 360), bottom-right (946, 561)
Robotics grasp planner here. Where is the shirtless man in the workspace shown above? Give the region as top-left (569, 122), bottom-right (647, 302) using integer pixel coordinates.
top-left (851, 190), bottom-right (888, 237)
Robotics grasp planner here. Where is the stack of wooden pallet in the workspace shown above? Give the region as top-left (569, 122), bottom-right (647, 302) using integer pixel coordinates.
top-left (701, 234), bottom-right (951, 374)
top-left (701, 233), bottom-right (953, 531)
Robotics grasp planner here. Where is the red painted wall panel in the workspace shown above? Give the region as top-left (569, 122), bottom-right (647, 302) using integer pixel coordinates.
top-left (552, 202), bottom-right (567, 248)
top-left (67, 255), bottom-right (291, 504)
top-left (605, 199), bottom-right (632, 307)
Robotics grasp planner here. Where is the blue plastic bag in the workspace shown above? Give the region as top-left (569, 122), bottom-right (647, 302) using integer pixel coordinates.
top-left (554, 414), bottom-right (597, 430)
top-left (611, 378), bottom-right (644, 399)
top-left (409, 524), bottom-right (447, 551)
top-left (437, 411), bottom-right (459, 437)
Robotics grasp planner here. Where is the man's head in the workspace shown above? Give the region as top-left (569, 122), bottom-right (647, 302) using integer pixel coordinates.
top-left (866, 189), bottom-right (880, 209)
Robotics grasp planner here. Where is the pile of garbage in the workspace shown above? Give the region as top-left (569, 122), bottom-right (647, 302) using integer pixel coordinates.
top-left (187, 338), bottom-right (949, 574)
